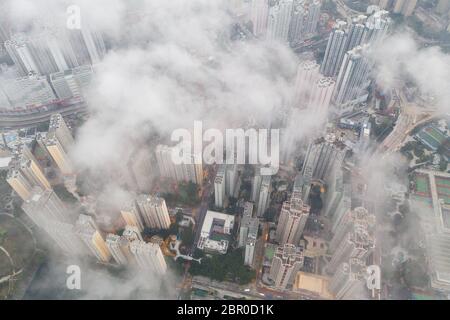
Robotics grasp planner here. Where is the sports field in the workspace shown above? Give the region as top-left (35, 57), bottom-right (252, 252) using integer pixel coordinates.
top-left (415, 174), bottom-right (431, 196)
top-left (416, 125), bottom-right (447, 151)
top-left (436, 177), bottom-right (450, 205)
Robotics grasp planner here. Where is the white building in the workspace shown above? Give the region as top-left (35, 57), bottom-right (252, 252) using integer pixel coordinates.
top-left (214, 165), bottom-right (226, 208)
top-left (21, 187), bottom-right (86, 255)
top-left (267, 0), bottom-right (294, 42)
top-left (197, 210), bottom-right (235, 254)
top-left (302, 135), bottom-right (347, 182)
top-left (251, 0), bottom-right (270, 37)
top-left (327, 225), bottom-right (374, 274)
top-left (289, 0), bottom-right (321, 44)
top-left (136, 194), bottom-right (171, 230)
top-left (269, 244), bottom-right (304, 289)
top-left (129, 240), bottom-right (167, 275)
top-left (276, 191), bottom-right (310, 245)
top-left (226, 164), bottom-right (239, 197)
top-left (329, 207), bottom-right (375, 253)
top-left (257, 175), bottom-right (271, 217)
top-left (106, 233), bottom-right (130, 265)
top-left (328, 258), bottom-right (369, 299)
top-left (128, 147), bottom-right (155, 192)
top-left (251, 173), bottom-right (262, 203)
top-left (307, 77), bottom-right (335, 114)
top-left (333, 45), bottom-right (372, 111)
top-left (74, 214), bottom-right (111, 263)
top-left (238, 202), bottom-right (255, 247)
top-left (320, 20), bottom-right (348, 77)
top-left (121, 200), bottom-right (145, 232)
top-left (293, 60), bottom-right (320, 108)
top-left (0, 73), bottom-right (56, 108)
top-left (49, 65), bottom-right (93, 100)
top-left (155, 144), bottom-right (203, 185)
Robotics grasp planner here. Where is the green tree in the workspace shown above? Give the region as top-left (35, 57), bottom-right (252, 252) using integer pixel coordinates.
top-left (181, 225), bottom-right (194, 246)
top-left (440, 157), bottom-right (448, 172)
top-left (169, 222), bottom-right (179, 237)
top-left (176, 209), bottom-right (184, 223)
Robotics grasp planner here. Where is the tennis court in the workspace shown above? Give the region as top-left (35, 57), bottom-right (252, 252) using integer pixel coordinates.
top-left (436, 177), bottom-right (450, 205)
top-left (415, 174), bottom-right (430, 195)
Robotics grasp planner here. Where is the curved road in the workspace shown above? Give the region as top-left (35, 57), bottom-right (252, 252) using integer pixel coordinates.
top-left (0, 102), bottom-right (88, 130)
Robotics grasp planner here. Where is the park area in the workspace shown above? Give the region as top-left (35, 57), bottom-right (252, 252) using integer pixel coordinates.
top-left (0, 214), bottom-right (36, 299)
top-left (411, 174), bottom-right (433, 206)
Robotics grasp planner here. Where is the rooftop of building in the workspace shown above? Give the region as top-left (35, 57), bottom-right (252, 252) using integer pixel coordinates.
top-left (201, 210), bottom-right (235, 236)
top-left (242, 201), bottom-right (254, 217)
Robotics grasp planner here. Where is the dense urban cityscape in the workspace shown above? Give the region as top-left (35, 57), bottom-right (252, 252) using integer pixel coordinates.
top-left (0, 0), bottom-right (449, 302)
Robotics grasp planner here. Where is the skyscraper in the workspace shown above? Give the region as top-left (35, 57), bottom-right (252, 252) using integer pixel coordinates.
top-left (4, 30), bottom-right (79, 76)
top-left (0, 73), bottom-right (56, 108)
top-left (127, 147), bottom-right (155, 193)
top-left (328, 258), bottom-right (369, 300)
top-left (155, 144), bottom-right (177, 179)
top-left (214, 165), bottom-right (226, 208)
top-left (393, 0), bottom-right (417, 16)
top-left (43, 136), bottom-right (75, 175)
top-left (293, 60), bottom-right (320, 108)
top-left (238, 202), bottom-right (259, 267)
top-left (267, 0), bottom-right (294, 42)
top-left (320, 20), bottom-right (348, 77)
top-left (6, 144), bottom-right (51, 201)
top-left (307, 77), bottom-right (335, 114)
top-left (41, 114), bottom-right (75, 175)
top-left (136, 194), bottom-right (171, 230)
top-left (239, 202), bottom-right (255, 247)
top-left (289, 0), bottom-right (321, 44)
top-left (22, 187), bottom-right (85, 255)
top-left (49, 113), bottom-right (75, 151)
top-left (329, 207), bottom-right (375, 252)
top-left (22, 187), bottom-right (71, 224)
top-left (276, 191), bottom-right (310, 245)
top-left (327, 225), bottom-right (374, 274)
top-left (320, 10), bottom-right (389, 78)
top-left (68, 25), bottom-right (106, 65)
top-left (4, 34), bottom-right (49, 76)
top-left (288, 1), bottom-right (308, 44)
top-left (256, 175), bottom-right (271, 217)
top-left (121, 200), bottom-right (145, 232)
top-left (0, 17), bottom-right (11, 49)
top-left (244, 226), bottom-right (258, 267)
top-left (269, 244), bottom-right (304, 289)
top-left (346, 15), bottom-right (367, 53)
top-left (75, 214), bottom-right (111, 263)
top-left (122, 225), bottom-right (144, 242)
top-left (333, 45), bottom-right (372, 110)
top-left (302, 134), bottom-right (348, 182)
top-left (106, 234), bottom-right (130, 265)
top-left (226, 164), bottom-right (239, 197)
top-left (303, 0), bottom-right (321, 35)
top-left (251, 0), bottom-right (270, 37)
top-left (49, 65), bottom-right (94, 100)
top-left (323, 164), bottom-right (345, 217)
top-left (251, 173), bottom-right (262, 203)
top-left (129, 240), bottom-right (167, 275)
top-left (6, 167), bottom-right (34, 201)
top-left (363, 10), bottom-right (390, 45)
top-left (436, 0), bottom-right (450, 14)
top-left (155, 144), bottom-right (203, 185)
